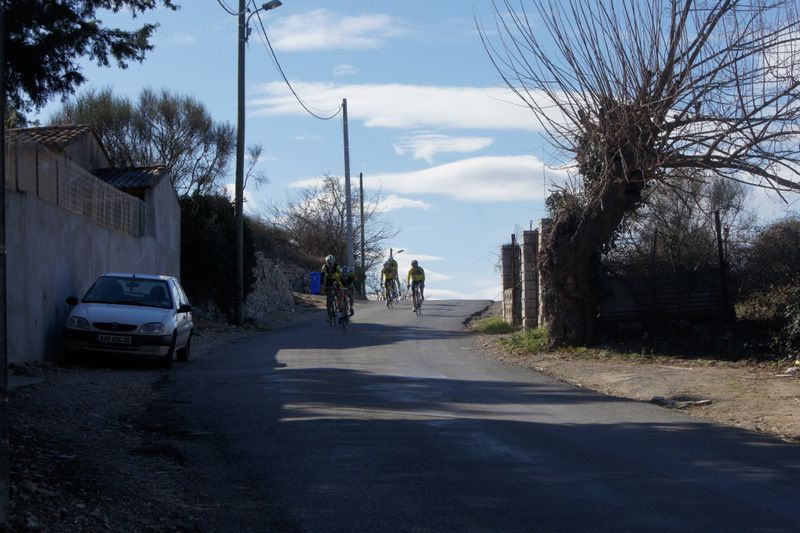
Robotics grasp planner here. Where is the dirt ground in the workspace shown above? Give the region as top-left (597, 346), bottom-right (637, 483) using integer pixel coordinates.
top-left (468, 303), bottom-right (800, 445)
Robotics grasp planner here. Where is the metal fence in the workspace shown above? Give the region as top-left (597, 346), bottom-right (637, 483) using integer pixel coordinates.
top-left (5, 138), bottom-right (145, 237)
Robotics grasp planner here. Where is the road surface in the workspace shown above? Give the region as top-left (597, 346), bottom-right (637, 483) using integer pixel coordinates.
top-left (170, 299), bottom-right (800, 532)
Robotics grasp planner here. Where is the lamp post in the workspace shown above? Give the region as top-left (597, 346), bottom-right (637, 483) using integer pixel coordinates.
top-left (235, 0), bottom-right (282, 326)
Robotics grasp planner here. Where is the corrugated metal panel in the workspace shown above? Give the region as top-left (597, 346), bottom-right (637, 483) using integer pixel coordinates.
top-left (598, 270), bottom-right (730, 323)
top-left (93, 166), bottom-right (166, 190)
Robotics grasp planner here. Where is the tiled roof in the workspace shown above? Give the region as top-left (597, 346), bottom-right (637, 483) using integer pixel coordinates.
top-left (8, 125), bottom-right (94, 147)
top-left (93, 166), bottom-right (168, 190)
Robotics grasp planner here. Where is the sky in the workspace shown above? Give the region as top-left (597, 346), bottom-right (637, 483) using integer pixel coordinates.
top-left (35, 0), bottom-right (800, 301)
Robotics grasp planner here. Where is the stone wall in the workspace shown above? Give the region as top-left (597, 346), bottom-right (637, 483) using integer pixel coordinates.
top-left (244, 252), bottom-right (297, 327)
top-left (500, 242), bottom-right (521, 326)
top-left (521, 230), bottom-right (538, 328)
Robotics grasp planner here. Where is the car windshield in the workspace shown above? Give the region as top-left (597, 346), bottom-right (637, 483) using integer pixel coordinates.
top-left (82, 277), bottom-right (173, 309)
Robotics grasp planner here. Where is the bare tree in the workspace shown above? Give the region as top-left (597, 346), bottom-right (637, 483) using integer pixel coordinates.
top-left (50, 87), bottom-right (240, 197)
top-left (604, 171), bottom-right (756, 276)
top-left (481, 0), bottom-right (800, 346)
top-left (270, 175), bottom-right (398, 273)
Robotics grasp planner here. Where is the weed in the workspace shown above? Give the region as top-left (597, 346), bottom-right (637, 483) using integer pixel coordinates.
top-left (474, 316), bottom-right (517, 334)
top-left (501, 327), bottom-right (549, 353)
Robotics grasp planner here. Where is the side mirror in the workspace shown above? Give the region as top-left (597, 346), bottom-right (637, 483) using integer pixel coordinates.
top-left (65, 296), bottom-right (78, 306)
top-left (178, 303), bottom-right (192, 313)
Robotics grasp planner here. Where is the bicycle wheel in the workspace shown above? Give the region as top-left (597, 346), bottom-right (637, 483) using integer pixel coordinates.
top-left (326, 290), bottom-right (336, 326)
top-left (385, 283), bottom-right (394, 309)
top-left (413, 286), bottom-right (423, 317)
top-left (339, 293), bottom-right (349, 332)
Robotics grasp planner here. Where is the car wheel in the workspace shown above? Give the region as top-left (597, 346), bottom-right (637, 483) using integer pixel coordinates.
top-left (160, 333), bottom-right (176, 369)
top-left (176, 332), bottom-right (192, 363)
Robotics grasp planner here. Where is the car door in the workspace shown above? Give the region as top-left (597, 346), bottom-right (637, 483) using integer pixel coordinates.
top-left (169, 279), bottom-right (192, 346)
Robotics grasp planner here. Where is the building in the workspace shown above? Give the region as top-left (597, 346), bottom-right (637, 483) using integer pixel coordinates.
top-left (4, 125), bottom-right (180, 363)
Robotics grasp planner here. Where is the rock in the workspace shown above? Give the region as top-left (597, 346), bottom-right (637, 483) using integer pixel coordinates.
top-left (244, 252), bottom-right (297, 326)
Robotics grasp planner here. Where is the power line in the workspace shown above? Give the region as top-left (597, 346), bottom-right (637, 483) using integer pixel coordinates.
top-left (252, 8), bottom-right (342, 121)
top-left (215, 0), bottom-right (243, 16)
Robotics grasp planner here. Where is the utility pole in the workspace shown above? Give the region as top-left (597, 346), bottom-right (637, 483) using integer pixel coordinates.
top-left (359, 172), bottom-right (366, 298)
top-left (0, 2), bottom-right (9, 524)
top-left (342, 98), bottom-right (354, 270)
top-left (234, 1), bottom-right (282, 325)
top-left (234, 0), bottom-right (247, 326)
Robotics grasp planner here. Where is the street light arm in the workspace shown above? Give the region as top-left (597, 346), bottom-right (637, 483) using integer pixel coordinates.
top-left (246, 1), bottom-right (282, 27)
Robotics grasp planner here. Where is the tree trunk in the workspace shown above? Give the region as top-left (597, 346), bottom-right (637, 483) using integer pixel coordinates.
top-left (540, 177), bottom-right (645, 347)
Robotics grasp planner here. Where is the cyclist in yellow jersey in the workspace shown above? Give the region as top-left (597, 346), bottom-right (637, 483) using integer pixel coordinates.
top-left (386, 255), bottom-right (400, 294)
top-left (340, 265), bottom-right (356, 316)
top-left (321, 254), bottom-right (342, 298)
top-left (380, 261), bottom-right (398, 304)
top-left (407, 259), bottom-right (426, 301)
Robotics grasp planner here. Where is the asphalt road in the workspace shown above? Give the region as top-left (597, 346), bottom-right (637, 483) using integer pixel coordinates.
top-left (172, 299), bottom-right (800, 532)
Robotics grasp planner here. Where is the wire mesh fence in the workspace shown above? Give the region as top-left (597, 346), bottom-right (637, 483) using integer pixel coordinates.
top-left (5, 138), bottom-right (145, 237)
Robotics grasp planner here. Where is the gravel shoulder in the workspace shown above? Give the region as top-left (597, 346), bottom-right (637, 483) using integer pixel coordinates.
top-left (8, 295), bottom-right (799, 530)
top-left (468, 302), bottom-right (800, 445)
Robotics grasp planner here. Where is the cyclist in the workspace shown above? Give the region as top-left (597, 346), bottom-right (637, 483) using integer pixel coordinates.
top-left (386, 254), bottom-right (401, 296)
top-left (407, 259), bottom-right (426, 306)
top-left (340, 265), bottom-right (357, 317)
top-left (320, 255), bottom-right (342, 318)
top-left (380, 261), bottom-right (399, 305)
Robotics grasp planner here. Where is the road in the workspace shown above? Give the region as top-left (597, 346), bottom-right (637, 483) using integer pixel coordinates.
top-left (170, 300), bottom-right (799, 532)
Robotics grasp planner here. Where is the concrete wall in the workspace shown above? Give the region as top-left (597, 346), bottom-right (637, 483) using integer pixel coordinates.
top-left (6, 185), bottom-right (179, 364)
top-left (143, 174), bottom-right (181, 259)
top-left (61, 132), bottom-right (111, 171)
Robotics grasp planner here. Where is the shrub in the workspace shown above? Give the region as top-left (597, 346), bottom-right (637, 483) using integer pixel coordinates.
top-left (501, 327), bottom-right (549, 353)
top-left (474, 316), bottom-right (517, 334)
top-left (771, 285), bottom-right (800, 354)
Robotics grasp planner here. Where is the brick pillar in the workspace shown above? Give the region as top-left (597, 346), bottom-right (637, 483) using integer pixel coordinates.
top-left (521, 229), bottom-right (538, 329)
top-left (501, 242), bottom-right (521, 325)
top-left (538, 219), bottom-right (551, 327)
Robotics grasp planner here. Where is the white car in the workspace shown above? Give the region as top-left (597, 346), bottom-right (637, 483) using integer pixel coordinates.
top-left (64, 273), bottom-right (193, 368)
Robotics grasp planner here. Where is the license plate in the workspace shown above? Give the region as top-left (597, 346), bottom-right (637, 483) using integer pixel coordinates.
top-left (97, 334), bottom-right (132, 345)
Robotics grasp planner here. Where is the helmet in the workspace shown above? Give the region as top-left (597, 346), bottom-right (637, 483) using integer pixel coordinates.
top-left (325, 255), bottom-right (335, 265)
top-left (384, 261), bottom-right (390, 268)
top-left (411, 260), bottom-right (418, 267)
top-left (342, 265), bottom-right (353, 274)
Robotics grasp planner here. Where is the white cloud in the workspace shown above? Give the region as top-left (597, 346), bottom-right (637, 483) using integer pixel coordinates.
top-left (250, 82), bottom-right (554, 131)
top-left (376, 194), bottom-right (433, 212)
top-left (169, 33), bottom-right (196, 45)
top-left (291, 133), bottom-right (323, 142)
top-left (333, 64), bottom-right (359, 76)
top-left (424, 288), bottom-right (470, 300)
top-left (268, 9), bottom-right (408, 51)
top-left (289, 155), bottom-right (569, 203)
top-left (369, 155), bottom-right (568, 202)
top-left (394, 134), bottom-right (494, 163)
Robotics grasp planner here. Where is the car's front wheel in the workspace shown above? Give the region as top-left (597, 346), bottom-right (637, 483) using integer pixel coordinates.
top-left (160, 333), bottom-right (176, 369)
top-left (176, 332), bottom-right (192, 363)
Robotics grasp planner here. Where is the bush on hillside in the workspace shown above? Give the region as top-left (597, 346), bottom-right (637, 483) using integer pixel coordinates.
top-left (180, 194), bottom-right (255, 320)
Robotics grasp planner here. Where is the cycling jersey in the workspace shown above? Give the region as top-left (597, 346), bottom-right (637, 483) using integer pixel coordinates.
top-left (407, 266), bottom-right (425, 284)
top-left (340, 273), bottom-right (357, 289)
top-left (321, 263), bottom-right (342, 289)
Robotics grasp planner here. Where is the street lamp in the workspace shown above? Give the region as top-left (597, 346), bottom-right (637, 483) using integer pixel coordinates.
top-left (234, 0), bottom-right (282, 326)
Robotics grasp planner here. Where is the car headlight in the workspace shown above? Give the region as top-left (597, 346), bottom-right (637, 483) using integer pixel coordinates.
top-left (139, 322), bottom-right (165, 334)
top-left (66, 316), bottom-right (90, 330)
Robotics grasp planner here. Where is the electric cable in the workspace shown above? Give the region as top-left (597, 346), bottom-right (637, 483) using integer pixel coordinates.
top-left (215, 0), bottom-right (243, 16)
top-left (253, 8), bottom-right (343, 121)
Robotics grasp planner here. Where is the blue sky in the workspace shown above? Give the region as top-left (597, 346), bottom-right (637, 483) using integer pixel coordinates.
top-left (36, 0), bottom-right (799, 300)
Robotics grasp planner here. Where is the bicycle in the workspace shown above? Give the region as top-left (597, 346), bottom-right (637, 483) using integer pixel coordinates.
top-left (337, 286), bottom-right (350, 333)
top-left (384, 279), bottom-right (398, 309)
top-left (411, 282), bottom-right (423, 317)
top-left (325, 286), bottom-right (338, 326)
